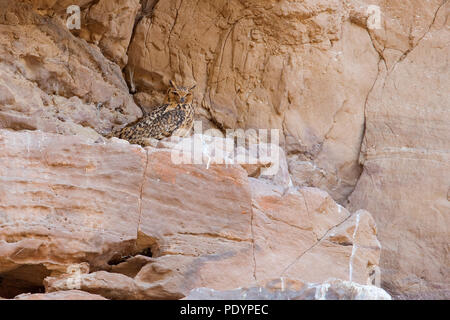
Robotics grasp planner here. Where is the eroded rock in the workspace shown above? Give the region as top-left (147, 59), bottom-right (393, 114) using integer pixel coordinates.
top-left (347, 1), bottom-right (450, 299)
top-left (125, 0), bottom-right (381, 202)
top-left (0, 1), bottom-right (141, 138)
top-left (0, 0), bottom-right (447, 300)
top-left (0, 130), bottom-right (382, 299)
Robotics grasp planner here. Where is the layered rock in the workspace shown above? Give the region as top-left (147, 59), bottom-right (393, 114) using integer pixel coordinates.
top-left (77, 0), bottom-right (141, 67)
top-left (348, 1), bottom-right (450, 299)
top-left (0, 130), bottom-right (381, 299)
top-left (0, 0), bottom-right (447, 300)
top-left (0, 130), bottom-right (145, 297)
top-left (122, 1), bottom-right (449, 297)
top-left (125, 0), bottom-right (381, 202)
top-left (0, 0), bottom-right (141, 139)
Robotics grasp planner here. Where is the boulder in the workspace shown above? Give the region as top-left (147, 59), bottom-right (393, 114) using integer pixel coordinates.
top-left (14, 289), bottom-right (107, 300)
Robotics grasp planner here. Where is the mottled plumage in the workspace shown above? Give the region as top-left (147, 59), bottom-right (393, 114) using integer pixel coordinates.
top-left (108, 81), bottom-right (195, 146)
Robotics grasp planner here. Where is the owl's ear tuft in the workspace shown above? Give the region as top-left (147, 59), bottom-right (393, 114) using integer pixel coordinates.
top-left (169, 80), bottom-right (177, 88)
top-left (190, 84), bottom-right (197, 91)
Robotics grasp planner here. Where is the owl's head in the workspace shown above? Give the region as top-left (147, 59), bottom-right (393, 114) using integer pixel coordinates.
top-left (166, 80), bottom-right (196, 105)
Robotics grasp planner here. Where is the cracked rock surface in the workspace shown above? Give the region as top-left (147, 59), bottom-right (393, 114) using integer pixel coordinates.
top-left (0, 130), bottom-right (380, 299)
top-left (0, 0), bottom-right (448, 299)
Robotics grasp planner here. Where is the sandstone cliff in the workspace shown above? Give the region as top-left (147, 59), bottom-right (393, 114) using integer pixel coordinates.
top-left (0, 0), bottom-right (448, 299)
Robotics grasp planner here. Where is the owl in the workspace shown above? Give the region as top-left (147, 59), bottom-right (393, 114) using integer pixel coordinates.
top-left (108, 80), bottom-right (196, 146)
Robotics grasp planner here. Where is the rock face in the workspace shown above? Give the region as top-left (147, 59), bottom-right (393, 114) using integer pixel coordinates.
top-left (126, 0), bottom-right (380, 203)
top-left (0, 0), bottom-right (448, 300)
top-left (0, 130), bottom-right (380, 299)
top-left (0, 1), bottom-right (141, 139)
top-left (78, 0), bottom-right (141, 67)
top-left (0, 130), bottom-right (145, 298)
top-left (348, 1), bottom-right (450, 299)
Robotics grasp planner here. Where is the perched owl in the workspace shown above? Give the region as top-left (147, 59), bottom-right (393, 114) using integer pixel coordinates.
top-left (108, 80), bottom-right (196, 146)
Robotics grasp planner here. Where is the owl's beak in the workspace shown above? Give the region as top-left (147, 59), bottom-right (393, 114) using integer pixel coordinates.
top-left (180, 97), bottom-right (186, 103)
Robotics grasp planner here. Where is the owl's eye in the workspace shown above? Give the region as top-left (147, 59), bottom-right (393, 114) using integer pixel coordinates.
top-left (171, 91), bottom-right (179, 95)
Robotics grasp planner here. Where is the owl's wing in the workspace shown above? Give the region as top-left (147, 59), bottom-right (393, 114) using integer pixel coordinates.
top-left (145, 106), bottom-right (187, 140)
top-left (106, 105), bottom-right (167, 139)
top-left (146, 104), bottom-right (169, 121)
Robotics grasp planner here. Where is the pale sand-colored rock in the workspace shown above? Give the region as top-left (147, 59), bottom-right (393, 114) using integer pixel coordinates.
top-left (14, 290), bottom-right (107, 300)
top-left (155, 135), bottom-right (292, 188)
top-left (30, 1), bottom-right (95, 12)
top-left (0, 1), bottom-right (141, 138)
top-left (0, 130), bottom-right (381, 299)
top-left (0, 0), bottom-right (447, 299)
top-left (0, 130), bottom-right (145, 276)
top-left (78, 0), bottom-right (141, 67)
top-left (355, 0), bottom-right (446, 70)
top-left (45, 271), bottom-right (141, 300)
top-left (251, 180), bottom-right (381, 285)
top-left (185, 278), bottom-right (391, 300)
top-left (348, 2), bottom-right (450, 299)
top-left (125, 0), bottom-right (381, 203)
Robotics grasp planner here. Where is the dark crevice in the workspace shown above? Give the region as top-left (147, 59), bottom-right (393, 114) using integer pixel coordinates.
top-left (343, 19), bottom-right (386, 206)
top-left (123, 0), bottom-right (160, 95)
top-left (344, 58), bottom-right (381, 206)
top-left (0, 264), bottom-right (50, 299)
top-left (344, 1), bottom-right (446, 207)
top-left (107, 247), bottom-right (153, 266)
top-left (250, 207), bottom-right (257, 282)
top-left (0, 277), bottom-right (45, 299)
